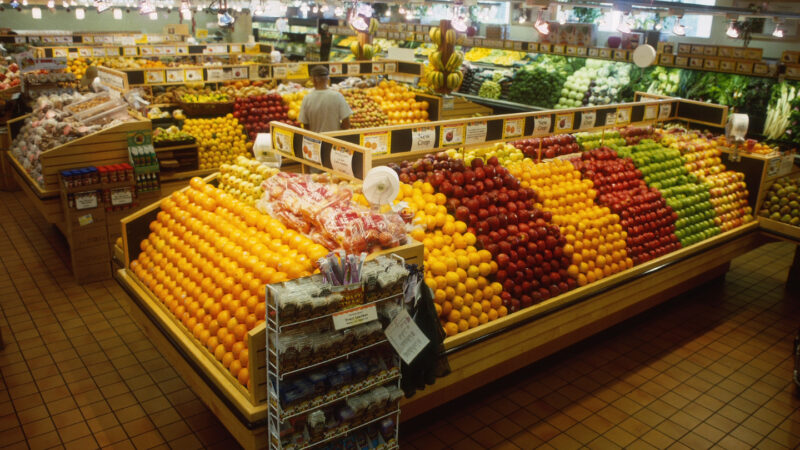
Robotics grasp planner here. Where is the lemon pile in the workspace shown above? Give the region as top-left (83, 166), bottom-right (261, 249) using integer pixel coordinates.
top-left (183, 114), bottom-right (252, 170)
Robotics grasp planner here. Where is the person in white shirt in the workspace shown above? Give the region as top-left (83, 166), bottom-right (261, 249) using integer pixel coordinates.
top-left (298, 65), bottom-right (352, 133)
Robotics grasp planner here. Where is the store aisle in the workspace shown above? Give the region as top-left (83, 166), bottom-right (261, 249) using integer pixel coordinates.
top-left (402, 241), bottom-right (800, 449)
top-left (1, 188), bottom-right (799, 449)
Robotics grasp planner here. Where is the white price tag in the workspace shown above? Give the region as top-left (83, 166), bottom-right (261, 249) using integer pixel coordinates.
top-left (272, 66), bottom-right (287, 78)
top-left (465, 121), bottom-right (487, 146)
top-left (53, 48), bottom-right (68, 57)
top-left (605, 112), bottom-right (617, 127)
top-left (302, 136), bottom-right (322, 164)
top-left (411, 127), bottom-right (436, 151)
top-left (231, 67), bottom-right (248, 79)
top-left (616, 108), bottom-right (631, 124)
top-left (92, 47), bottom-right (106, 57)
top-left (146, 70), bottom-right (165, 84)
top-left (75, 192), bottom-right (98, 210)
top-left (658, 104), bottom-right (671, 120)
top-left (644, 105), bottom-right (657, 120)
top-left (177, 46), bottom-right (189, 55)
top-left (166, 69), bottom-right (184, 83)
top-left (140, 46), bottom-right (154, 55)
top-left (330, 146), bottom-right (354, 178)
top-left (229, 44), bottom-right (242, 53)
top-left (361, 132), bottom-right (389, 155)
top-left (206, 68), bottom-right (224, 81)
top-left (384, 309), bottom-right (429, 365)
top-left (503, 118), bottom-right (523, 139)
top-left (384, 62), bottom-right (396, 73)
top-left (110, 188), bottom-right (133, 206)
top-left (78, 48), bottom-right (92, 57)
top-left (153, 46), bottom-right (165, 55)
top-left (534, 116), bottom-right (551, 134)
top-left (184, 69), bottom-right (202, 81)
top-left (328, 63), bottom-right (342, 76)
top-left (123, 47), bottom-right (138, 56)
top-left (332, 304), bottom-right (376, 330)
top-left (372, 63), bottom-right (384, 73)
top-left (347, 63), bottom-right (360, 75)
top-left (580, 111), bottom-right (596, 130)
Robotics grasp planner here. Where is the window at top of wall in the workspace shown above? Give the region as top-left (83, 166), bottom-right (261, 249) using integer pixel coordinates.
top-left (594, 0), bottom-right (715, 39)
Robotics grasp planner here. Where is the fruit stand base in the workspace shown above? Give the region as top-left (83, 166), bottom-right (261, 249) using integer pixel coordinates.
top-left (400, 223), bottom-right (766, 419)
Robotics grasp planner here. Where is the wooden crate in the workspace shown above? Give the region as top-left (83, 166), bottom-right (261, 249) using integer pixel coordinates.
top-left (439, 96), bottom-right (493, 120)
top-left (0, 126), bottom-right (18, 191)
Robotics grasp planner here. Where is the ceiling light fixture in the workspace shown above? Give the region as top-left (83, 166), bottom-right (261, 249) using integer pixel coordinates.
top-left (726, 20), bottom-right (739, 38)
top-left (113, 7), bottom-right (121, 17)
top-left (75, 7), bottom-right (84, 18)
top-left (672, 15), bottom-right (686, 36)
top-left (534, 9), bottom-right (549, 35)
top-left (773, 19), bottom-right (784, 38)
top-left (32, 5), bottom-right (41, 17)
top-left (618, 12), bottom-right (633, 33)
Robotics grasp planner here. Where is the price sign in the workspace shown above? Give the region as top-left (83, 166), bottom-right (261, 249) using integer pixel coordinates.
top-left (599, 48), bottom-right (611, 59)
top-left (162, 46), bottom-right (177, 56)
top-left (272, 65), bottom-right (287, 79)
top-left (229, 44), bottom-right (242, 53)
top-left (675, 56), bottom-right (689, 67)
top-left (184, 69), bottom-right (202, 82)
top-left (720, 60), bottom-right (735, 71)
top-left (231, 67), bottom-right (248, 79)
top-left (555, 113), bottom-right (573, 132)
top-left (605, 111), bottom-right (617, 127)
top-left (658, 104), bottom-right (672, 120)
top-left (372, 63), bottom-right (384, 73)
top-left (123, 47), bottom-right (138, 56)
top-left (205, 44), bottom-right (227, 54)
top-left (75, 192), bottom-right (98, 210)
top-left (110, 188), bottom-right (133, 206)
top-left (566, 46), bottom-right (577, 56)
top-left (465, 121), bottom-right (488, 146)
top-left (329, 63), bottom-right (342, 76)
top-left (347, 63), bottom-right (360, 75)
top-left (576, 47), bottom-right (588, 57)
top-left (588, 48), bottom-right (599, 57)
top-left (286, 63), bottom-right (309, 80)
top-left (704, 59), bottom-right (719, 70)
top-left (384, 62), bottom-right (396, 73)
top-left (614, 50), bottom-right (627, 61)
top-left (273, 128), bottom-right (293, 154)
top-left (145, 70), bottom-right (165, 84)
top-left (616, 107), bottom-right (631, 124)
top-left (92, 47), bottom-right (106, 57)
top-left (553, 44), bottom-right (565, 54)
top-left (177, 46), bottom-right (189, 55)
top-left (206, 68), bottom-right (224, 81)
top-left (513, 41), bottom-right (523, 51)
top-left (78, 48), bottom-right (92, 57)
top-left (753, 63), bottom-right (768, 75)
top-left (385, 309), bottom-right (429, 365)
top-left (140, 46), bottom-right (154, 55)
top-left (332, 304), bottom-right (377, 330)
top-left (440, 124), bottom-right (465, 147)
top-left (301, 136), bottom-right (322, 164)
top-left (534, 116), bottom-right (551, 134)
top-left (411, 127), bottom-right (436, 151)
top-left (579, 111), bottom-right (596, 130)
top-left (689, 57), bottom-right (704, 68)
top-left (166, 69), bottom-right (184, 83)
top-left (153, 46), bottom-right (165, 55)
top-left (644, 105), bottom-right (657, 120)
top-left (330, 146), bottom-right (355, 178)
top-left (502, 118), bottom-right (524, 139)
top-left (736, 62), bottom-right (753, 74)
top-left (361, 131), bottom-right (390, 155)
top-left (53, 48), bottom-right (68, 57)
top-left (660, 54), bottom-right (675, 65)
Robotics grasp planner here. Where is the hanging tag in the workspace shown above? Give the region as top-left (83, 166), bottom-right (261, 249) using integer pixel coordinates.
top-left (384, 309), bottom-right (429, 364)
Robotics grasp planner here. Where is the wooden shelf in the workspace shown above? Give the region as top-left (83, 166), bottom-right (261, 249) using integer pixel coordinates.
top-left (758, 217), bottom-right (800, 244)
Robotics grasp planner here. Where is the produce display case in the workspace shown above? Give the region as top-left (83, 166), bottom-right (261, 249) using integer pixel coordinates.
top-left (113, 173), bottom-right (422, 449)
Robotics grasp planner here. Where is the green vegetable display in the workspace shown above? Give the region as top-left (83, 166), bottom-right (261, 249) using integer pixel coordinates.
top-left (478, 80), bottom-right (502, 99)
top-left (507, 66), bottom-right (566, 108)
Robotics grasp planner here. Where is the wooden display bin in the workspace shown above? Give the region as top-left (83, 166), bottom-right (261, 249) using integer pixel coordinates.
top-left (115, 173), bottom-right (422, 450)
top-left (0, 126), bottom-right (18, 191)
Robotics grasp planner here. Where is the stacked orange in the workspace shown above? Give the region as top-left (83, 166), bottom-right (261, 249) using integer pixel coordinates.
top-left (130, 177), bottom-right (328, 387)
top-left (367, 80), bottom-right (430, 125)
top-left (509, 159), bottom-right (632, 286)
top-left (398, 181), bottom-right (506, 336)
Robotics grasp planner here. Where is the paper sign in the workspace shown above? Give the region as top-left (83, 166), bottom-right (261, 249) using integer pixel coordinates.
top-left (110, 188), bottom-right (133, 206)
top-left (177, 46), bottom-right (189, 55)
top-left (123, 47), bottom-right (138, 56)
top-left (579, 111), bottom-right (596, 130)
top-left (205, 68), bottom-right (224, 81)
top-left (329, 63), bottom-right (342, 76)
top-left (658, 104), bottom-right (671, 120)
top-left (361, 131), bottom-right (390, 155)
top-left (231, 67), bottom-right (248, 79)
top-left (78, 48), bottom-right (92, 57)
top-left (330, 146), bottom-right (355, 178)
top-left (384, 62), bottom-right (396, 73)
top-left (302, 136), bottom-right (321, 164)
top-left (140, 46), bottom-right (154, 55)
top-left (153, 46), bottom-right (165, 55)
top-left (644, 105), bottom-right (657, 120)
top-left (372, 63), bottom-right (384, 73)
top-left (616, 107), bottom-right (631, 124)
top-left (75, 192), bottom-right (98, 210)
top-left (332, 304), bottom-right (376, 330)
top-left (272, 65), bottom-right (287, 79)
top-left (555, 113), bottom-right (573, 132)
top-left (347, 63), bottom-right (360, 75)
top-left (273, 128), bottom-right (293, 153)
top-left (166, 69), bottom-right (183, 83)
top-left (146, 70), bottom-right (165, 84)
top-left (411, 127), bottom-right (436, 151)
top-left (77, 213), bottom-right (94, 226)
top-left (185, 69), bottom-right (202, 81)
top-left (229, 44), bottom-right (242, 53)
top-left (384, 309), bottom-right (429, 365)
top-left (534, 116), bottom-right (551, 134)
top-left (286, 63), bottom-right (309, 80)
top-left (440, 125), bottom-right (465, 147)
top-left (503, 118), bottom-right (523, 139)
top-left (92, 47), bottom-right (106, 57)
top-left (605, 112), bottom-right (617, 127)
top-left (53, 48), bottom-right (68, 57)
top-left (465, 121), bottom-right (488, 146)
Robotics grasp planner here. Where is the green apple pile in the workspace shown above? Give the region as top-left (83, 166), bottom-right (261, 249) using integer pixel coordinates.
top-left (445, 142), bottom-right (526, 168)
top-left (575, 130), bottom-right (627, 151)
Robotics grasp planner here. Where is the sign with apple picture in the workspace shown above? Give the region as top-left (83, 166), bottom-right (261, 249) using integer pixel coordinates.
top-left (440, 125), bottom-right (465, 147)
top-left (616, 107), bottom-right (632, 125)
top-left (502, 118), bottom-right (523, 139)
top-left (302, 136), bottom-right (322, 164)
top-left (329, 64), bottom-right (342, 76)
top-left (555, 113), bottom-right (573, 133)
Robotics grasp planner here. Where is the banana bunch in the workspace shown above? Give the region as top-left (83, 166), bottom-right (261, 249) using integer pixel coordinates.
top-left (426, 26), bottom-right (465, 93)
top-left (350, 42), bottom-right (382, 60)
top-left (429, 27), bottom-right (442, 46)
top-left (426, 69), bottom-right (463, 91)
top-left (368, 17), bottom-right (379, 34)
top-left (446, 51), bottom-right (464, 72)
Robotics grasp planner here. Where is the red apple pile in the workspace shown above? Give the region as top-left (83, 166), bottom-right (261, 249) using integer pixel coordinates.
top-left (233, 94), bottom-right (299, 141)
top-left (512, 134), bottom-right (580, 160)
top-left (573, 147), bottom-right (680, 265)
top-left (0, 62), bottom-right (20, 90)
top-left (619, 125), bottom-right (654, 146)
top-left (342, 89), bottom-right (389, 129)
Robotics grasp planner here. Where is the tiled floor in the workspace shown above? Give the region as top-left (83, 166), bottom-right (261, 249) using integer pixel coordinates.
top-left (1, 187), bottom-right (799, 449)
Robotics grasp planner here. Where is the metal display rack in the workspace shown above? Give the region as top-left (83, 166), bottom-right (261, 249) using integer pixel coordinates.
top-left (265, 257), bottom-right (405, 449)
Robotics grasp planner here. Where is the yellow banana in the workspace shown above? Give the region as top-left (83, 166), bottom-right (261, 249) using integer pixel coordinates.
top-left (445, 29), bottom-right (456, 46)
top-left (429, 27), bottom-right (441, 46)
top-left (350, 42), bottom-right (361, 58)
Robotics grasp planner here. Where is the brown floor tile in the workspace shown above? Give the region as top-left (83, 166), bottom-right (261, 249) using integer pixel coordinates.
top-left (22, 417), bottom-right (55, 438)
top-left (26, 430), bottom-right (62, 449)
top-left (93, 426), bottom-right (128, 447)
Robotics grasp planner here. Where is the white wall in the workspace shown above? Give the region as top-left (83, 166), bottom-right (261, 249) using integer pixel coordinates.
top-left (2, 7), bottom-right (253, 43)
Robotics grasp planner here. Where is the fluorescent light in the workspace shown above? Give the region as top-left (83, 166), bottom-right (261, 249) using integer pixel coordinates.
top-left (773, 22), bottom-right (784, 38)
top-left (534, 9), bottom-right (549, 35)
top-left (726, 20), bottom-right (738, 38)
top-left (113, 7), bottom-right (121, 17)
top-left (32, 6), bottom-right (41, 17)
top-left (75, 6), bottom-right (84, 17)
top-left (672, 17), bottom-right (686, 36)
top-left (149, 10), bottom-right (157, 19)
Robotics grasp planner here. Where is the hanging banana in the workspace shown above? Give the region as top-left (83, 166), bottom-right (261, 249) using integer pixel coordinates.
top-left (429, 27), bottom-right (441, 46)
